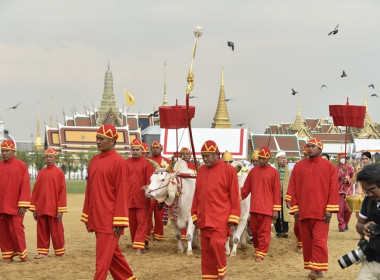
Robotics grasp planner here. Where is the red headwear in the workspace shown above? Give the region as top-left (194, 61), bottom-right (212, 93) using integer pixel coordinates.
top-left (151, 141), bottom-right (163, 149)
top-left (142, 143), bottom-right (150, 152)
top-left (258, 146), bottom-right (271, 158)
top-left (302, 145), bottom-right (308, 154)
top-left (44, 148), bottom-right (58, 156)
top-left (131, 138), bottom-right (143, 147)
top-left (180, 147), bottom-right (191, 153)
top-left (1, 140), bottom-right (15, 151)
top-left (337, 152), bottom-right (346, 158)
top-left (201, 140), bottom-right (219, 154)
top-left (97, 124), bottom-right (118, 140)
top-left (307, 138), bottom-right (323, 150)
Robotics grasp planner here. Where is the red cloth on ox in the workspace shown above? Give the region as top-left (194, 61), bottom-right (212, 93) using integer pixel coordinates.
top-left (329, 104), bottom-right (366, 127)
top-left (159, 105), bottom-right (195, 129)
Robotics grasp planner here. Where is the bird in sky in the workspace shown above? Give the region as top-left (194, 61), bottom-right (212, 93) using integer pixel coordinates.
top-left (225, 98), bottom-right (235, 102)
top-left (227, 41), bottom-right (234, 51)
top-left (341, 70), bottom-right (347, 78)
top-left (6, 102), bottom-right (22, 110)
top-left (189, 95), bottom-right (198, 99)
top-left (321, 85), bottom-right (328, 89)
top-left (368, 84), bottom-right (375, 89)
top-left (149, 110), bottom-right (159, 117)
top-left (291, 88), bottom-right (298, 95)
top-left (371, 93), bottom-right (378, 98)
top-left (235, 123), bottom-right (246, 127)
top-left (328, 24), bottom-right (339, 35)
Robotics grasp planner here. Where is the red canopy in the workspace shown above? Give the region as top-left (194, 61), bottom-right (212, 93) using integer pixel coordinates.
top-left (159, 105), bottom-right (195, 129)
top-left (329, 104), bottom-right (366, 128)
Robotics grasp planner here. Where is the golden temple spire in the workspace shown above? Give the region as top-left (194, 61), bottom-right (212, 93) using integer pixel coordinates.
top-left (211, 67), bottom-right (231, 128)
top-left (292, 102), bottom-right (305, 131)
top-left (34, 104), bottom-right (43, 151)
top-left (162, 62), bottom-right (168, 106)
top-left (49, 97), bottom-right (54, 127)
top-left (96, 63), bottom-right (121, 126)
top-left (291, 102), bottom-right (311, 138)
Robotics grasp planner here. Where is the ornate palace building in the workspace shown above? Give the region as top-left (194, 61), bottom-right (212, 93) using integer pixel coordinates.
top-left (44, 64), bottom-right (158, 156)
top-left (250, 95), bottom-right (380, 159)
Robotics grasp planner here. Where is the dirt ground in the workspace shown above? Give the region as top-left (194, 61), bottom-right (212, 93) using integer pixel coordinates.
top-left (0, 194), bottom-right (361, 279)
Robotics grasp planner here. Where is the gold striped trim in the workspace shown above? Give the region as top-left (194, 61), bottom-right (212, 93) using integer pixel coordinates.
top-left (113, 221), bottom-right (129, 226)
top-left (81, 212), bottom-right (88, 218)
top-left (202, 275), bottom-right (218, 279)
top-left (127, 276), bottom-right (136, 280)
top-left (113, 217), bottom-right (129, 221)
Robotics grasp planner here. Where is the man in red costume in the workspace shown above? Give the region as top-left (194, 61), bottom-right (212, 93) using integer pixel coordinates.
top-left (241, 146), bottom-right (281, 262)
top-left (126, 138), bottom-right (155, 255)
top-left (147, 141), bottom-right (170, 242)
top-left (289, 138), bottom-right (339, 279)
top-left (81, 124), bottom-right (136, 280)
top-left (0, 140), bottom-right (30, 262)
top-left (336, 152), bottom-right (354, 232)
top-left (142, 143), bottom-right (150, 158)
top-left (180, 146), bottom-right (196, 172)
top-left (191, 140), bottom-right (240, 280)
top-left (285, 145), bottom-right (308, 253)
top-left (30, 148), bottom-right (67, 258)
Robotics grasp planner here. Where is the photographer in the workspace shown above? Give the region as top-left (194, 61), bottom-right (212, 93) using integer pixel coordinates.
top-left (356, 163), bottom-right (380, 279)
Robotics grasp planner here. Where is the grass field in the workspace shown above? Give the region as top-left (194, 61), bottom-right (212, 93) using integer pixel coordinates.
top-left (30, 180), bottom-right (86, 193)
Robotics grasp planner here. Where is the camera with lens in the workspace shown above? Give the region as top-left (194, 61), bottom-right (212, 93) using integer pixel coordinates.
top-left (338, 223), bottom-right (380, 269)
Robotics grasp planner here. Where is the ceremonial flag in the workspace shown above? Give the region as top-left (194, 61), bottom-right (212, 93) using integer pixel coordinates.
top-left (125, 90), bottom-right (135, 107)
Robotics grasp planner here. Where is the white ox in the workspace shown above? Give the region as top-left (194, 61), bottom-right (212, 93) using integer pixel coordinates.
top-left (225, 161), bottom-right (251, 257)
top-left (145, 159), bottom-right (197, 255)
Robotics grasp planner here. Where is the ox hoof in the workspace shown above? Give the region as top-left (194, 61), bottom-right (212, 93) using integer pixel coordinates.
top-left (186, 251), bottom-right (193, 256)
top-left (177, 250), bottom-right (184, 254)
top-left (230, 252), bottom-right (236, 257)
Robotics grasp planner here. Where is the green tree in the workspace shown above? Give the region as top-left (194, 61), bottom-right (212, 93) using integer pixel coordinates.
top-left (34, 150), bottom-right (45, 172)
top-left (16, 150), bottom-right (31, 166)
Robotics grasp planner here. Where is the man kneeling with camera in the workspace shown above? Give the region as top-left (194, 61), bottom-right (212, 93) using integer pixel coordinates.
top-left (355, 163), bottom-right (380, 279)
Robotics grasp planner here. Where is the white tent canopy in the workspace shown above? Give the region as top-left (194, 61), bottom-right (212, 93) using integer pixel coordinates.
top-left (160, 128), bottom-right (248, 159)
top-left (354, 139), bottom-right (380, 153)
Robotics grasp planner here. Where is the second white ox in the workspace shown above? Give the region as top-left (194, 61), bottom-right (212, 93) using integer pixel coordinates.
top-left (225, 161), bottom-right (251, 257)
top-left (145, 159), bottom-right (197, 255)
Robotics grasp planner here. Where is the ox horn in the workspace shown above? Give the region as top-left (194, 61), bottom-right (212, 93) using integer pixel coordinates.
top-left (166, 156), bottom-right (176, 172)
top-left (146, 158), bottom-right (160, 170)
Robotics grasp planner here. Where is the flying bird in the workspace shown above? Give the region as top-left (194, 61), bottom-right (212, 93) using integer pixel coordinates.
top-left (235, 123), bottom-right (246, 127)
top-left (227, 41), bottom-right (234, 51)
top-left (341, 70), bottom-right (347, 78)
top-left (328, 24), bottom-right (339, 35)
top-left (371, 93), bottom-right (378, 98)
top-left (189, 95), bottom-right (198, 99)
top-left (321, 85), bottom-right (328, 89)
top-left (225, 98), bottom-right (235, 102)
top-left (6, 102), bottom-right (22, 110)
top-left (368, 84), bottom-right (375, 89)
top-left (291, 88), bottom-right (298, 95)
top-left (149, 110), bottom-right (159, 117)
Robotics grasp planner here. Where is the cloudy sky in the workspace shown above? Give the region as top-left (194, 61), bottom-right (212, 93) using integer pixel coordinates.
top-left (1, 0), bottom-right (379, 141)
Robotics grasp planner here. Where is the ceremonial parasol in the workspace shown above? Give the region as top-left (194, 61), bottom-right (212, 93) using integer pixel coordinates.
top-left (158, 26), bottom-right (203, 171)
top-left (329, 98), bottom-right (366, 160)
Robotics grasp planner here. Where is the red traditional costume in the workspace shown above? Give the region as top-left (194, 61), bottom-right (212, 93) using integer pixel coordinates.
top-left (81, 124), bottom-right (135, 280)
top-left (30, 148), bottom-right (67, 257)
top-left (285, 175), bottom-right (302, 250)
top-left (0, 140), bottom-right (30, 261)
top-left (191, 141), bottom-right (241, 279)
top-left (288, 138), bottom-right (339, 273)
top-left (336, 153), bottom-right (354, 231)
top-left (126, 139), bottom-right (155, 250)
top-left (147, 141), bottom-right (170, 242)
top-left (241, 146), bottom-right (281, 260)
